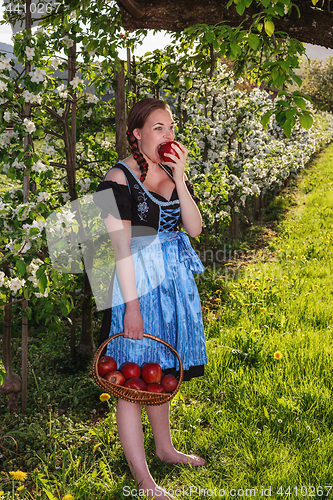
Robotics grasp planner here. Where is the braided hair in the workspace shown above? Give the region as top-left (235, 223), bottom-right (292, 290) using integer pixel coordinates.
top-left (127, 98), bottom-right (171, 183)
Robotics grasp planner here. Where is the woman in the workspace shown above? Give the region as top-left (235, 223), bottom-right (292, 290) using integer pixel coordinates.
top-left (94, 98), bottom-right (207, 500)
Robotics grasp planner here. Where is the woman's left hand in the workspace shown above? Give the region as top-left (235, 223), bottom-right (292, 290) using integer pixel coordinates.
top-left (161, 142), bottom-right (189, 184)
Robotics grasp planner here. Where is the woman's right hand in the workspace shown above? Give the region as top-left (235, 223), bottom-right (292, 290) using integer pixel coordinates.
top-left (123, 300), bottom-right (144, 340)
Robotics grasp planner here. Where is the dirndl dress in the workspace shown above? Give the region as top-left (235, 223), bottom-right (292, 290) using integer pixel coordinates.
top-left (94, 160), bottom-right (207, 380)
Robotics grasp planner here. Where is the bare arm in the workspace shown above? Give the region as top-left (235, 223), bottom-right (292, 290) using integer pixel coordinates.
top-left (102, 168), bottom-right (143, 340)
top-left (162, 144), bottom-right (202, 237)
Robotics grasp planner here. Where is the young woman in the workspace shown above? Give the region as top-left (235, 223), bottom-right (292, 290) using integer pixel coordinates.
top-left (94, 98), bottom-right (207, 500)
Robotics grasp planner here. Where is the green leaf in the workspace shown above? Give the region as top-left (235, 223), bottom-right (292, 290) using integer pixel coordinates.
top-left (16, 260), bottom-right (26, 275)
top-left (311, 0), bottom-right (319, 4)
top-left (230, 42), bottom-right (241, 57)
top-left (205, 32), bottom-right (215, 44)
top-left (264, 20), bottom-right (275, 37)
top-left (283, 120), bottom-right (292, 138)
top-left (24, 287), bottom-right (30, 300)
top-left (38, 274), bottom-right (47, 294)
top-left (299, 113), bottom-right (313, 129)
top-left (247, 33), bottom-right (259, 51)
top-left (185, 77), bottom-right (193, 90)
top-left (36, 264), bottom-right (47, 279)
top-left (236, 1), bottom-right (246, 15)
top-left (294, 97), bottom-right (306, 110)
top-left (263, 406), bottom-right (269, 419)
top-left (274, 74), bottom-right (286, 88)
top-left (261, 110), bottom-right (273, 128)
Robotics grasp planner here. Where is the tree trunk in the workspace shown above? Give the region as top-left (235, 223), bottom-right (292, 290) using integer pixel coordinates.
top-left (115, 60), bottom-right (127, 159)
top-left (0, 294), bottom-right (22, 414)
top-left (76, 271), bottom-right (95, 358)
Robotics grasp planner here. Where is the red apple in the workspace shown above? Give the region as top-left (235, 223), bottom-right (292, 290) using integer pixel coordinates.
top-left (123, 377), bottom-right (148, 391)
top-left (141, 362), bottom-right (162, 384)
top-left (121, 362), bottom-right (141, 380)
top-left (104, 370), bottom-right (125, 386)
top-left (98, 355), bottom-right (117, 377)
top-left (161, 374), bottom-right (178, 393)
top-left (146, 383), bottom-right (166, 393)
top-left (158, 141), bottom-right (180, 164)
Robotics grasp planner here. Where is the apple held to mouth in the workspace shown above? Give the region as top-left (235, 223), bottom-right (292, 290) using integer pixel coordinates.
top-left (141, 362), bottom-right (162, 384)
top-left (98, 355), bottom-right (117, 377)
top-left (121, 362), bottom-right (141, 380)
top-left (104, 370), bottom-right (125, 386)
top-left (161, 374), bottom-right (178, 393)
top-left (158, 141), bottom-right (180, 163)
top-left (123, 377), bottom-right (148, 391)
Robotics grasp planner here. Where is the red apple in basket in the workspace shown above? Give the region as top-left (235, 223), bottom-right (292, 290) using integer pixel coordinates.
top-left (146, 383), bottom-right (166, 393)
top-left (124, 377), bottom-right (148, 391)
top-left (141, 362), bottom-right (162, 384)
top-left (98, 356), bottom-right (117, 377)
top-left (158, 141), bottom-right (180, 164)
top-left (161, 374), bottom-right (178, 393)
top-left (121, 362), bottom-right (141, 380)
top-left (104, 370), bottom-right (125, 386)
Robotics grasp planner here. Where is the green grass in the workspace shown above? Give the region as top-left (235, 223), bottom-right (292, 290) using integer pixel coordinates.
top-left (1, 144), bottom-right (333, 499)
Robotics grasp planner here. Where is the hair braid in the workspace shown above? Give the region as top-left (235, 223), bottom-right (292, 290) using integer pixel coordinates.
top-left (127, 132), bottom-right (149, 183)
top-left (126, 98), bottom-right (172, 184)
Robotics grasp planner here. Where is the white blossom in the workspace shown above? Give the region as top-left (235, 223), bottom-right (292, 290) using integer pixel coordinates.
top-left (63, 36), bottom-right (74, 49)
top-left (87, 94), bottom-right (99, 104)
top-left (23, 118), bottom-right (36, 134)
top-left (32, 160), bottom-right (47, 173)
top-left (25, 46), bottom-right (35, 60)
top-left (0, 80), bottom-right (8, 93)
top-left (70, 76), bottom-right (84, 89)
top-left (30, 69), bottom-right (46, 84)
top-left (51, 57), bottom-right (62, 69)
top-left (3, 111), bottom-right (11, 122)
top-left (0, 55), bottom-right (12, 71)
top-left (37, 192), bottom-right (51, 202)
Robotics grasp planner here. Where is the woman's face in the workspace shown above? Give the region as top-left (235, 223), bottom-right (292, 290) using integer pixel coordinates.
top-left (133, 108), bottom-right (175, 165)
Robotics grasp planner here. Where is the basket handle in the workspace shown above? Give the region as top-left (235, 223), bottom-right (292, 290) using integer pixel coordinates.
top-left (94, 332), bottom-right (183, 384)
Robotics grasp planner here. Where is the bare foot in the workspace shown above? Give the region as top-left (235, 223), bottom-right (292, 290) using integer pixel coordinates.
top-left (138, 478), bottom-right (174, 500)
top-left (157, 449), bottom-right (206, 466)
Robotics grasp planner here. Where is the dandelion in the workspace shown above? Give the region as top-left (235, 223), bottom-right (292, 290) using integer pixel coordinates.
top-left (260, 307), bottom-right (266, 312)
top-left (282, 276), bottom-right (288, 280)
top-left (229, 293), bottom-right (236, 299)
top-left (268, 313), bottom-right (275, 317)
top-left (100, 393), bottom-right (110, 402)
top-left (0, 492), bottom-right (4, 497)
top-left (252, 330), bottom-right (260, 334)
top-left (62, 495), bottom-right (74, 500)
top-left (9, 471), bottom-right (28, 481)
top-left (274, 351), bottom-right (283, 360)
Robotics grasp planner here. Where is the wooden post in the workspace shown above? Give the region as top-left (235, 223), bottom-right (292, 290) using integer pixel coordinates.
top-left (115, 60), bottom-right (127, 159)
top-left (127, 47), bottom-right (132, 108)
top-left (132, 55), bottom-right (137, 103)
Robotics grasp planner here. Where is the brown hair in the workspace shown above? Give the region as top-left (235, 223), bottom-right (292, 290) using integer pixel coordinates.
top-left (127, 98), bottom-right (171, 183)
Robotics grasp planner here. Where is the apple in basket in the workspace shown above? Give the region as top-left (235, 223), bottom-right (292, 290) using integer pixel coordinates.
top-left (141, 362), bottom-right (162, 384)
top-left (161, 374), bottom-right (178, 393)
top-left (104, 370), bottom-right (125, 386)
top-left (158, 141), bottom-right (180, 164)
top-left (124, 377), bottom-right (148, 391)
top-left (146, 383), bottom-right (166, 393)
top-left (121, 362), bottom-right (141, 380)
top-left (98, 355), bottom-right (117, 377)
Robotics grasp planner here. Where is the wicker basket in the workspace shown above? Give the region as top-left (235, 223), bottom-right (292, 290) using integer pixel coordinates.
top-left (92, 332), bottom-right (183, 406)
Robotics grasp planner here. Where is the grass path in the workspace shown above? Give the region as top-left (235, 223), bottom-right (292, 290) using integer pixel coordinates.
top-left (1, 144), bottom-right (333, 499)
top-left (168, 143), bottom-right (333, 498)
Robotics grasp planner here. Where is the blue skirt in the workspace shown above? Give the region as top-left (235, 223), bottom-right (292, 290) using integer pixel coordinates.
top-left (106, 231), bottom-right (207, 371)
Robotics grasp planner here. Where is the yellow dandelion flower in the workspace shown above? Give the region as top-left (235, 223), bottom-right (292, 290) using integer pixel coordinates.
top-left (314, 285), bottom-right (319, 288)
top-left (260, 307), bottom-right (266, 312)
top-left (62, 495), bottom-right (74, 500)
top-left (0, 492), bottom-right (4, 497)
top-left (282, 276), bottom-right (288, 280)
top-left (229, 293), bottom-right (236, 299)
top-left (268, 313), bottom-right (275, 317)
top-left (274, 351), bottom-right (283, 360)
top-left (264, 276), bottom-right (270, 281)
top-left (215, 298), bottom-right (221, 301)
top-left (99, 393), bottom-right (110, 402)
top-left (252, 330), bottom-right (260, 334)
top-left (237, 327), bottom-right (243, 330)
top-left (93, 443), bottom-right (102, 453)
top-left (17, 485), bottom-right (25, 492)
top-left (9, 471), bottom-right (27, 482)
